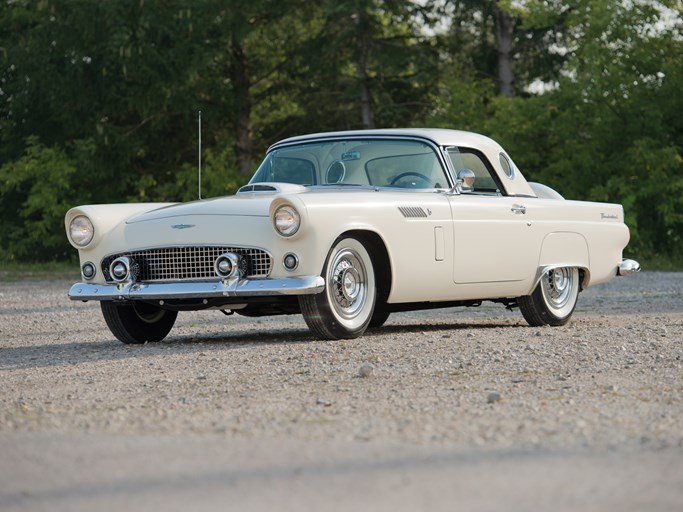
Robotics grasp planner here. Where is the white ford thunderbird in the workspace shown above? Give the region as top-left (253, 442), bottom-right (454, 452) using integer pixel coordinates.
top-left (66, 129), bottom-right (640, 343)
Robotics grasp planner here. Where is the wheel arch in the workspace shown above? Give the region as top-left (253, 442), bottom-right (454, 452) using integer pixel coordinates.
top-left (536, 232), bottom-right (591, 291)
top-left (337, 229), bottom-right (392, 306)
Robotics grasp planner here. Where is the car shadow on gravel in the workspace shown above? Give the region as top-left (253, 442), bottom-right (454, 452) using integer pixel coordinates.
top-left (2, 319), bottom-right (527, 370)
top-left (0, 330), bottom-right (313, 370)
top-left (366, 320), bottom-right (526, 337)
top-left (2, 325), bottom-right (332, 370)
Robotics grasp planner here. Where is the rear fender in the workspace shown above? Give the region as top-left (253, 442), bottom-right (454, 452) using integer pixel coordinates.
top-left (534, 232), bottom-right (591, 291)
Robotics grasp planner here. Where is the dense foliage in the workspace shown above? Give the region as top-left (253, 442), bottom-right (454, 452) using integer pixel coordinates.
top-left (1, 0), bottom-right (681, 265)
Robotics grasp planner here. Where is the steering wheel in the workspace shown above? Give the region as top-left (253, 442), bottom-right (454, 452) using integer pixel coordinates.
top-left (389, 172), bottom-right (431, 188)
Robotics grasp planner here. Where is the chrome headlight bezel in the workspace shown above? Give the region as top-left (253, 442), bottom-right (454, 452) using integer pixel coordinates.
top-left (273, 205), bottom-right (301, 237)
top-left (69, 215), bottom-right (95, 247)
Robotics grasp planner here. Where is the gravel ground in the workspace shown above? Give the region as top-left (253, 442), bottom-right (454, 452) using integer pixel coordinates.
top-left (1, 272), bottom-right (682, 510)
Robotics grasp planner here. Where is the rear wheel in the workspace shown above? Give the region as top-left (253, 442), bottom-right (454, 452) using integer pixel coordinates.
top-left (518, 267), bottom-right (579, 327)
top-left (299, 237), bottom-right (376, 339)
top-left (101, 301), bottom-right (177, 344)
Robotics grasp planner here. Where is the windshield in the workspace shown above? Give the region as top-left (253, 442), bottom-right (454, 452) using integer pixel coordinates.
top-left (250, 139), bottom-right (450, 189)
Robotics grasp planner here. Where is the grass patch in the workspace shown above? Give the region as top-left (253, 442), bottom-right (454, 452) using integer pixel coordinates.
top-left (0, 261), bottom-right (80, 282)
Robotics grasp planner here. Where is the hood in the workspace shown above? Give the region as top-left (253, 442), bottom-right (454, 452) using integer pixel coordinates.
top-left (126, 183), bottom-right (307, 224)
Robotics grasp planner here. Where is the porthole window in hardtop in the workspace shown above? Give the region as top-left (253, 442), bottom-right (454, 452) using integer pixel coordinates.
top-left (447, 148), bottom-right (502, 194)
top-left (499, 153), bottom-right (515, 179)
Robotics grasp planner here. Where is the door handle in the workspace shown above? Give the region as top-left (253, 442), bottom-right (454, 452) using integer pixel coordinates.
top-left (511, 204), bottom-right (526, 215)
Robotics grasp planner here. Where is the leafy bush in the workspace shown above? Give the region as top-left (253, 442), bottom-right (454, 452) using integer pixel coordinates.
top-left (0, 137), bottom-right (95, 261)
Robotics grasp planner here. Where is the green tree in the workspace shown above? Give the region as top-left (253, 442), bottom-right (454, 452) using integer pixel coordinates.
top-left (0, 138), bottom-right (96, 260)
top-left (432, 0), bottom-right (570, 97)
top-left (427, 0), bottom-right (682, 262)
top-left (487, 1), bottom-right (683, 259)
top-left (1, 0), bottom-right (681, 265)
top-left (1, 1), bottom-right (210, 259)
top-left (278, 0), bottom-right (441, 133)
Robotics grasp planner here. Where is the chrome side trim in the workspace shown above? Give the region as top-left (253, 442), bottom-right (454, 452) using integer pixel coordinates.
top-left (69, 276), bottom-right (325, 301)
top-left (617, 259), bottom-right (641, 276)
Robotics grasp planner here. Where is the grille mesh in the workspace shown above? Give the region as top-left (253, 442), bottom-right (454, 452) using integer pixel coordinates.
top-left (101, 246), bottom-right (272, 282)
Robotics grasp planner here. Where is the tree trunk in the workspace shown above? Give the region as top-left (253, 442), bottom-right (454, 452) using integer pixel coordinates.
top-left (230, 35), bottom-right (253, 176)
top-left (355, 11), bottom-right (375, 129)
top-left (494, 4), bottom-right (515, 97)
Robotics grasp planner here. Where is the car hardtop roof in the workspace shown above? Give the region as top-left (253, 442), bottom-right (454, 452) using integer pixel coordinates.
top-left (269, 128), bottom-right (502, 152)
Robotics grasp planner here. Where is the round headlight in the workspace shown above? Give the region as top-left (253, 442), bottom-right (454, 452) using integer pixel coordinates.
top-left (274, 205), bottom-right (300, 237)
top-left (69, 215), bottom-right (94, 247)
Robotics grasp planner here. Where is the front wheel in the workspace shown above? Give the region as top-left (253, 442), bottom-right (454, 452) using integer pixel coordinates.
top-left (518, 267), bottom-right (580, 327)
top-left (299, 237), bottom-right (376, 339)
top-left (101, 301), bottom-right (178, 344)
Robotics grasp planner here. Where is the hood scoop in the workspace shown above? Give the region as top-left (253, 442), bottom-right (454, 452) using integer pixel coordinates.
top-left (238, 184), bottom-right (278, 193)
top-left (237, 182), bottom-right (307, 195)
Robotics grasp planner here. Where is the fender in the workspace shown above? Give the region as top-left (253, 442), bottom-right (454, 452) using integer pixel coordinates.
top-left (534, 232), bottom-right (591, 290)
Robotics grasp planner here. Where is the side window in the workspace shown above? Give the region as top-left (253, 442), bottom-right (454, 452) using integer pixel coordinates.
top-left (447, 148), bottom-right (501, 194)
top-left (366, 151), bottom-right (446, 189)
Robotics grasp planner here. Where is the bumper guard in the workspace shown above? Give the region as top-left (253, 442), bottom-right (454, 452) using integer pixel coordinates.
top-left (617, 259), bottom-right (641, 276)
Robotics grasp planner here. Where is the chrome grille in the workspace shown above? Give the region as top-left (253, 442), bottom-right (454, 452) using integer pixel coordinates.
top-left (101, 246), bottom-right (272, 282)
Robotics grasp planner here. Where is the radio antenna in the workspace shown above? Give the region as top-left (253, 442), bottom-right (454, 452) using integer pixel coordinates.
top-left (198, 110), bottom-right (202, 200)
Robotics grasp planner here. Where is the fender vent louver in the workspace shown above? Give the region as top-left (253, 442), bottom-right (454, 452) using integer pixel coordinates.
top-left (398, 206), bottom-right (428, 218)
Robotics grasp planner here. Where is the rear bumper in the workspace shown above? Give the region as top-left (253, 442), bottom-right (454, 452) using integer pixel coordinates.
top-left (617, 259), bottom-right (641, 276)
top-left (69, 276), bottom-right (325, 301)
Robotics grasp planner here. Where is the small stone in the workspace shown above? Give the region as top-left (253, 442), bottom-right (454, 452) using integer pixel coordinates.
top-left (359, 362), bottom-right (375, 378)
top-left (316, 398), bottom-right (332, 407)
top-left (487, 392), bottom-right (502, 404)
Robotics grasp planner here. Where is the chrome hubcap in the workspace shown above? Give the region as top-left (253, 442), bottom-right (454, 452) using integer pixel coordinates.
top-left (542, 267), bottom-right (573, 309)
top-left (329, 249), bottom-right (367, 319)
top-left (341, 266), bottom-right (361, 303)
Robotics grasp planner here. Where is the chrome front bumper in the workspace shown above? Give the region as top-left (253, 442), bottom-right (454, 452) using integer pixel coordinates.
top-left (69, 276), bottom-right (325, 301)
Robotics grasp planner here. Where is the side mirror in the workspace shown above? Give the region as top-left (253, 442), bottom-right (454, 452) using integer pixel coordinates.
top-left (457, 169), bottom-right (476, 192)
